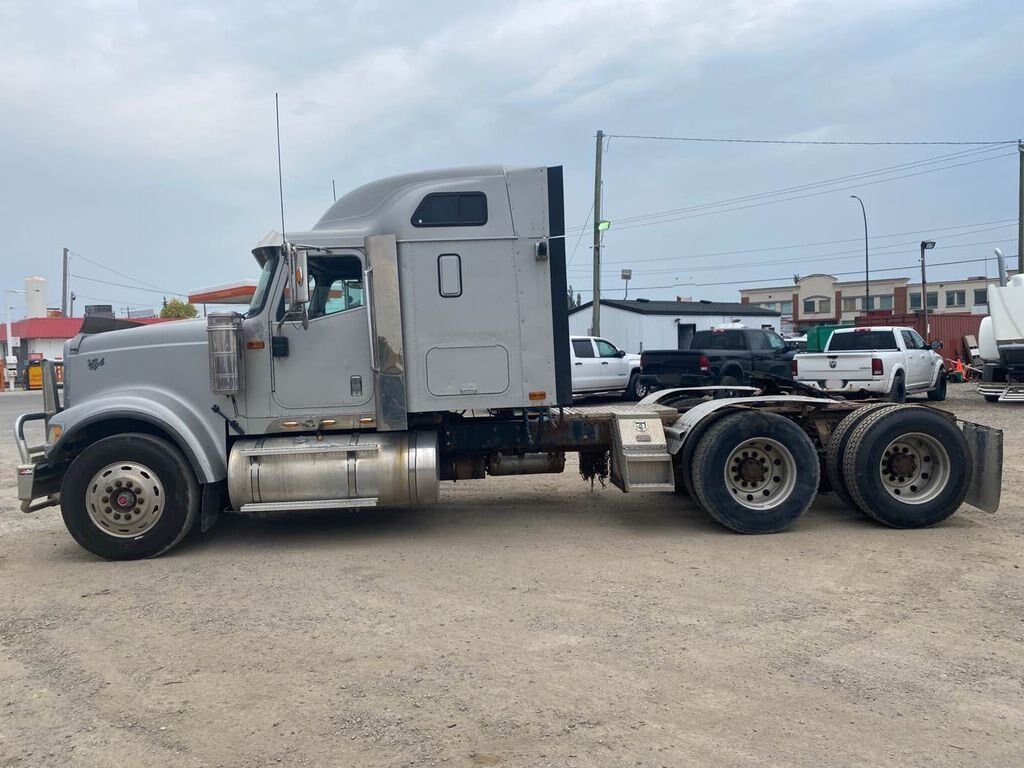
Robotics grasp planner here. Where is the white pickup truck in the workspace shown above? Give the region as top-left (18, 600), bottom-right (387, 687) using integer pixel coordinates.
top-left (793, 326), bottom-right (946, 402)
top-left (570, 335), bottom-right (646, 399)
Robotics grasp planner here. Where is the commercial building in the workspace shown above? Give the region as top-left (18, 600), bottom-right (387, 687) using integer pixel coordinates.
top-left (568, 298), bottom-right (781, 353)
top-left (739, 273), bottom-right (1005, 332)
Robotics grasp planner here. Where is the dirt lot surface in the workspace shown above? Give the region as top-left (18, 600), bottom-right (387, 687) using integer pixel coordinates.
top-left (1, 384), bottom-right (1021, 767)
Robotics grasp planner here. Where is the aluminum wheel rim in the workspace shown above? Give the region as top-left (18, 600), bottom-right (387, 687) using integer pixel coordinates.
top-left (724, 437), bottom-right (797, 510)
top-left (879, 432), bottom-right (950, 505)
top-left (86, 461), bottom-right (165, 538)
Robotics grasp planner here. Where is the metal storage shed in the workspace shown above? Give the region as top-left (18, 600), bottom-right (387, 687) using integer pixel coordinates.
top-left (568, 299), bottom-right (782, 353)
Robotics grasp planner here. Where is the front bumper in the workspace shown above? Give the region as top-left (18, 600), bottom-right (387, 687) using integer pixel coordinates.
top-left (977, 383), bottom-right (1024, 402)
top-left (14, 412), bottom-right (61, 513)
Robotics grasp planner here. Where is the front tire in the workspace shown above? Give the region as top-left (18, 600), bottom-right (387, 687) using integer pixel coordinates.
top-left (60, 433), bottom-right (199, 560)
top-left (690, 411), bottom-right (819, 533)
top-left (626, 372), bottom-right (649, 401)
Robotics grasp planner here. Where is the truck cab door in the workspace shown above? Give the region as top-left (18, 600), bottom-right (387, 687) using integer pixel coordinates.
top-left (900, 329), bottom-right (926, 387)
top-left (594, 338), bottom-right (630, 390)
top-left (571, 339), bottom-right (600, 391)
top-left (271, 252), bottom-right (375, 414)
top-left (763, 331), bottom-right (792, 378)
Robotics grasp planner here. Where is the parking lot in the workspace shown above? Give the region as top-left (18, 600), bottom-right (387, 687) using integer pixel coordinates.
top-left (0, 384), bottom-right (1021, 767)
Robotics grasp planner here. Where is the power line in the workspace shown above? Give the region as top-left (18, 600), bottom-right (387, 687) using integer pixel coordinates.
top-left (569, 219), bottom-right (1015, 274)
top-left (603, 133), bottom-right (1018, 146)
top-left (597, 145), bottom-right (1006, 229)
top-left (567, 201), bottom-right (594, 267)
top-left (69, 250), bottom-right (185, 295)
top-left (560, 147), bottom-right (1014, 237)
top-left (575, 250), bottom-right (1015, 293)
top-left (587, 151), bottom-right (1017, 234)
top-left (579, 236), bottom-right (1015, 279)
top-left (69, 273), bottom-right (185, 296)
top-left (74, 293), bottom-right (152, 308)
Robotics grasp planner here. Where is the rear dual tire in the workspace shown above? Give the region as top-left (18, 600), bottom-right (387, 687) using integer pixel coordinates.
top-left (689, 411), bottom-right (819, 534)
top-left (841, 406), bottom-right (970, 528)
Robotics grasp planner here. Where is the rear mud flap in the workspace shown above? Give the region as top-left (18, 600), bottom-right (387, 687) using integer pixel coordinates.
top-left (962, 421), bottom-right (1002, 513)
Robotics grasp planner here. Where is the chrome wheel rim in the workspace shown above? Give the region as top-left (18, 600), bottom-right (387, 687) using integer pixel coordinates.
top-left (879, 432), bottom-right (950, 505)
top-left (86, 462), bottom-right (165, 538)
top-left (724, 437), bottom-right (797, 510)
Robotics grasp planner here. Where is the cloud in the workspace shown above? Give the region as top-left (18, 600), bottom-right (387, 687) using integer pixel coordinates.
top-left (0, 0), bottom-right (942, 182)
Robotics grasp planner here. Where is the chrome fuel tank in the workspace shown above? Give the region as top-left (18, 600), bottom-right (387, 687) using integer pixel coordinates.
top-left (228, 431), bottom-right (438, 510)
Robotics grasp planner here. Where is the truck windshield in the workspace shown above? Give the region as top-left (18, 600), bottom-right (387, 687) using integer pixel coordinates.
top-left (247, 253), bottom-right (279, 317)
top-left (828, 331), bottom-right (898, 351)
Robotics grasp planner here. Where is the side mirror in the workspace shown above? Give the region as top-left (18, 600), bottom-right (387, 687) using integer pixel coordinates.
top-left (616, 349), bottom-right (626, 358)
top-left (930, 340), bottom-right (943, 351)
top-left (287, 247), bottom-right (310, 309)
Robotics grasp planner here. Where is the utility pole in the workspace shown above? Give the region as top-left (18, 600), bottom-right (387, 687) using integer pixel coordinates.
top-left (591, 129), bottom-right (603, 336)
top-left (61, 247), bottom-right (69, 316)
top-left (1018, 140), bottom-right (1023, 273)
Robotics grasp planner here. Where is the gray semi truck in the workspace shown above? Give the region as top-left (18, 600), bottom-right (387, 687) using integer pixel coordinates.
top-left (15, 165), bottom-right (1003, 560)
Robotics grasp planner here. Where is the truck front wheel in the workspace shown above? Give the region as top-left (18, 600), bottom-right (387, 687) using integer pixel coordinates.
top-left (60, 433), bottom-right (199, 560)
top-left (690, 411), bottom-right (819, 533)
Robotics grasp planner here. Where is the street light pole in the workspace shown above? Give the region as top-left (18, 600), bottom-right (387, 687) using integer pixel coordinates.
top-left (850, 195), bottom-right (869, 312)
top-left (4, 288), bottom-right (26, 372)
top-left (920, 240), bottom-right (936, 341)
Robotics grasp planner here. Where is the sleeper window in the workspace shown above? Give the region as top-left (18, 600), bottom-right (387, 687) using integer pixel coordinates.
top-left (412, 192), bottom-right (488, 227)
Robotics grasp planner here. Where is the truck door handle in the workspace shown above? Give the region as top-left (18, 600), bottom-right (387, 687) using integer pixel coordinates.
top-left (574, 362), bottom-right (583, 366)
top-left (601, 361), bottom-right (609, 365)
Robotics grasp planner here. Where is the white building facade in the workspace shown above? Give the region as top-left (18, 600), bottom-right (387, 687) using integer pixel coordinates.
top-left (568, 299), bottom-right (781, 353)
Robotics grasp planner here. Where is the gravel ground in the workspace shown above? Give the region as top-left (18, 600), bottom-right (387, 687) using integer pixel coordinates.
top-left (0, 384), bottom-right (1021, 768)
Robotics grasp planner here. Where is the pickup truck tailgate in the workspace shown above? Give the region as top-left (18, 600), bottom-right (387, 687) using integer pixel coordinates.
top-left (796, 353), bottom-right (874, 381)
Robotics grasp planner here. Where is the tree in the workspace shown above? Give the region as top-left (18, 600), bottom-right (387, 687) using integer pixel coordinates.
top-left (160, 298), bottom-right (198, 319)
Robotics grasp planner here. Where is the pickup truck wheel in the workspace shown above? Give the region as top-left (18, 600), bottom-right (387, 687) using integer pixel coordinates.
top-left (842, 406), bottom-right (970, 528)
top-left (720, 374), bottom-right (741, 387)
top-left (825, 404), bottom-right (900, 510)
top-left (691, 411), bottom-right (819, 533)
top-left (926, 370), bottom-right (947, 401)
top-left (889, 374), bottom-right (906, 402)
top-left (60, 433), bottom-right (199, 560)
top-left (626, 372), bottom-right (649, 401)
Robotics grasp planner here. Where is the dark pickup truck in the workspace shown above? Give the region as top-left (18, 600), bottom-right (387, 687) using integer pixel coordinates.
top-left (639, 328), bottom-right (796, 389)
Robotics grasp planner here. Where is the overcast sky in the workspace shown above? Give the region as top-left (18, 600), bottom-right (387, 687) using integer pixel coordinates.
top-left (2, 0), bottom-right (1022, 316)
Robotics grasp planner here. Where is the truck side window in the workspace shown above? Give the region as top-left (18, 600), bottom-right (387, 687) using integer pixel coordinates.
top-left (572, 340), bottom-right (595, 358)
top-left (748, 333), bottom-right (768, 351)
top-left (412, 192), bottom-right (488, 227)
top-left (766, 333), bottom-right (786, 350)
top-left (308, 255), bottom-right (364, 319)
top-left (595, 340), bottom-right (619, 358)
top-left (900, 330), bottom-right (919, 350)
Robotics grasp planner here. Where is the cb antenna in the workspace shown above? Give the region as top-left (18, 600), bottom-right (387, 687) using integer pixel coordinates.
top-left (275, 92), bottom-right (287, 240)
